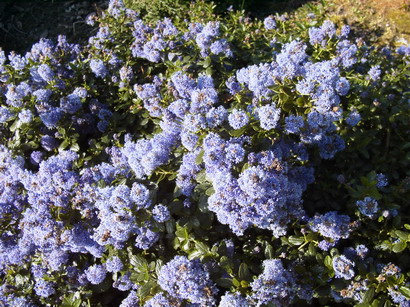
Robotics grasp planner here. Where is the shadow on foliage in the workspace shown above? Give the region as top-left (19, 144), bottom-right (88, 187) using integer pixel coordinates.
top-left (0, 0), bottom-right (315, 54)
top-left (0, 0), bottom-right (106, 54)
top-left (211, 0), bottom-right (315, 17)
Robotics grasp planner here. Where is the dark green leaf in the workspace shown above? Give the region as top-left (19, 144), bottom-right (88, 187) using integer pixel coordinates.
top-left (362, 287), bottom-right (375, 304)
top-left (216, 278), bottom-right (233, 288)
top-left (165, 220), bottom-right (175, 234)
top-left (238, 263), bottom-right (249, 280)
top-left (306, 242), bottom-right (316, 256)
top-left (384, 299), bottom-right (392, 307)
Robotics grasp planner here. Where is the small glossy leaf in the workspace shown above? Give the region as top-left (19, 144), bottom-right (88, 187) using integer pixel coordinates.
top-left (400, 286), bottom-right (410, 298)
top-left (362, 287), bottom-right (375, 304)
top-left (392, 240), bottom-right (407, 253)
top-left (288, 236), bottom-right (305, 246)
top-left (216, 278), bottom-right (233, 288)
top-left (195, 150), bottom-right (204, 165)
top-left (324, 256), bottom-right (333, 270)
top-left (238, 263), bottom-right (249, 280)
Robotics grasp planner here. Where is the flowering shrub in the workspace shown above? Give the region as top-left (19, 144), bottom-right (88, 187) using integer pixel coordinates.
top-left (0, 0), bottom-right (410, 306)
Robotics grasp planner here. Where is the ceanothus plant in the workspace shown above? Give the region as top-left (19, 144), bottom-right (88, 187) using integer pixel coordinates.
top-left (0, 0), bottom-right (409, 306)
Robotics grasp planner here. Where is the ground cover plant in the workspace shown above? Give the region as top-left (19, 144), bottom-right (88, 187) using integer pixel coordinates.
top-left (0, 0), bottom-right (410, 306)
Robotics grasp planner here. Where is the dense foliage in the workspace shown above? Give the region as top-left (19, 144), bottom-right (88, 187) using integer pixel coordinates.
top-left (0, 0), bottom-right (409, 306)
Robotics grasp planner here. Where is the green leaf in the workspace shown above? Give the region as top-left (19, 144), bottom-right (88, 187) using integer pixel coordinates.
top-left (362, 287), bottom-right (375, 304)
top-left (330, 248), bottom-right (339, 257)
top-left (130, 254), bottom-right (148, 271)
top-left (264, 244), bottom-right (274, 259)
top-left (205, 186), bottom-right (215, 196)
top-left (155, 259), bottom-right (163, 276)
top-left (238, 263), bottom-right (249, 280)
top-left (367, 187), bottom-right (382, 200)
top-left (315, 285), bottom-right (330, 297)
top-left (203, 56), bottom-right (212, 68)
top-left (392, 240), bottom-right (407, 253)
top-left (400, 286), bottom-right (410, 298)
top-left (232, 278), bottom-right (241, 287)
top-left (61, 293), bottom-right (82, 307)
top-left (195, 241), bottom-right (210, 255)
top-left (198, 194), bottom-right (209, 212)
top-left (393, 230), bottom-right (410, 242)
top-left (138, 280), bottom-right (156, 298)
top-left (183, 55), bottom-right (192, 63)
top-left (173, 237), bottom-right (180, 249)
top-left (165, 220), bottom-right (175, 234)
top-left (216, 278), bottom-right (233, 288)
top-left (307, 242), bottom-right (316, 256)
top-left (378, 240), bottom-right (391, 251)
top-left (195, 150), bottom-right (204, 165)
top-left (296, 96), bottom-right (306, 106)
top-left (59, 139), bottom-right (70, 151)
top-left (371, 299), bottom-right (380, 307)
top-left (182, 240), bottom-right (191, 251)
top-left (188, 250), bottom-right (203, 260)
top-left (306, 232), bottom-right (318, 242)
top-left (220, 256), bottom-right (233, 274)
top-left (384, 299), bottom-right (392, 307)
top-left (288, 236), bottom-right (305, 246)
top-left (14, 274), bottom-right (27, 286)
top-left (241, 163), bottom-right (251, 172)
top-left (175, 226), bottom-right (189, 239)
top-left (70, 143), bottom-right (80, 152)
top-left (229, 126), bottom-right (246, 137)
top-left (9, 119), bottom-right (21, 132)
top-left (324, 255), bottom-right (333, 270)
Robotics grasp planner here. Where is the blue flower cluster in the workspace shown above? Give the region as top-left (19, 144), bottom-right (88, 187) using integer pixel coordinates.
top-left (206, 136), bottom-right (312, 236)
top-left (249, 259), bottom-right (297, 306)
top-left (309, 211), bottom-right (352, 242)
top-left (356, 197), bottom-right (379, 218)
top-left (158, 256), bottom-right (218, 305)
top-left (333, 255), bottom-right (356, 280)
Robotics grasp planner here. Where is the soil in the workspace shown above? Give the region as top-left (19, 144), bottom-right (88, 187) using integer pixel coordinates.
top-left (326, 0), bottom-right (410, 46)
